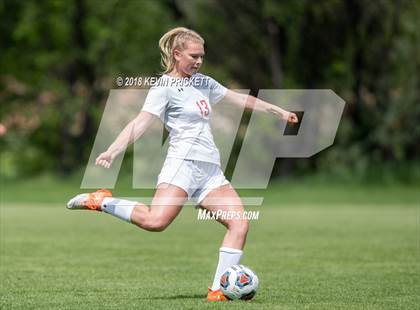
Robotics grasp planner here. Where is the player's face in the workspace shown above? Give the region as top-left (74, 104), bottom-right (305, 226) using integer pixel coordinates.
top-left (174, 41), bottom-right (205, 77)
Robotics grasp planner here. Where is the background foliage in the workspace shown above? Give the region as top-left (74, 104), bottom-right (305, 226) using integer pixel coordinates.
top-left (1, 0), bottom-right (419, 183)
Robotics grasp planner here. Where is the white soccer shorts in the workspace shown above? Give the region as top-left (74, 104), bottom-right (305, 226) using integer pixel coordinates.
top-left (157, 157), bottom-right (230, 204)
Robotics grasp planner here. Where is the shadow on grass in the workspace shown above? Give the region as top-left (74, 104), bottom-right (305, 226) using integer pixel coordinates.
top-left (136, 294), bottom-right (204, 300)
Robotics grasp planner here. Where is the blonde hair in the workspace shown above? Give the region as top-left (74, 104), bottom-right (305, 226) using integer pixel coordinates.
top-left (159, 27), bottom-right (205, 74)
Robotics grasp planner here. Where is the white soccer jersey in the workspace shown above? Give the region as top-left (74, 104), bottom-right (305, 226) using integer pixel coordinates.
top-left (141, 73), bottom-right (227, 166)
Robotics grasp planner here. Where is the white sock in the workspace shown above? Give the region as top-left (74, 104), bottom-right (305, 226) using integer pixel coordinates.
top-left (211, 247), bottom-right (243, 291)
top-left (101, 197), bottom-right (137, 223)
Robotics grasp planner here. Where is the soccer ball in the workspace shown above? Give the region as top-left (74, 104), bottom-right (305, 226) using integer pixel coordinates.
top-left (220, 265), bottom-right (259, 300)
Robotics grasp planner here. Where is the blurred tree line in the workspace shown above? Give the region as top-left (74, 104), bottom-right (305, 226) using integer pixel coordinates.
top-left (0, 0), bottom-right (419, 182)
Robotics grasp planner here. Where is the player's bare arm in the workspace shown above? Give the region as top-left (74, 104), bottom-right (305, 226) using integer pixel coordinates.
top-left (224, 89), bottom-right (299, 123)
top-left (95, 111), bottom-right (157, 169)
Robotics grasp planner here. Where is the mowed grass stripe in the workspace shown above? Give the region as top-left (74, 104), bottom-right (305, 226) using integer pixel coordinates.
top-left (1, 203), bottom-right (419, 309)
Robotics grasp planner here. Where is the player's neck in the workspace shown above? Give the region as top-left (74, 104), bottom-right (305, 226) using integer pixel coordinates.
top-left (167, 69), bottom-right (193, 79)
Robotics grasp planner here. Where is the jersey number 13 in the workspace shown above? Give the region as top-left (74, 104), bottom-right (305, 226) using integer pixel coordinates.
top-left (195, 100), bottom-right (209, 117)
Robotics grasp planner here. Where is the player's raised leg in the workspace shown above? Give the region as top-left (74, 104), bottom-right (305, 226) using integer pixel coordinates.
top-left (199, 184), bottom-right (249, 301)
top-left (66, 183), bottom-right (188, 232)
top-left (130, 183), bottom-right (187, 231)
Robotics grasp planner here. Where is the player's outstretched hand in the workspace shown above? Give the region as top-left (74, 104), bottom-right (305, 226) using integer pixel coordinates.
top-left (287, 112), bottom-right (299, 123)
top-left (95, 151), bottom-right (115, 169)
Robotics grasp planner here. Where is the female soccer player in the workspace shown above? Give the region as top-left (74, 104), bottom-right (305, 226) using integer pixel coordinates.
top-left (67, 27), bottom-right (298, 301)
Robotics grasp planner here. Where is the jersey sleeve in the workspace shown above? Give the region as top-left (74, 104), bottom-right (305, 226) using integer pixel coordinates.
top-left (141, 86), bottom-right (168, 120)
top-left (208, 77), bottom-right (227, 105)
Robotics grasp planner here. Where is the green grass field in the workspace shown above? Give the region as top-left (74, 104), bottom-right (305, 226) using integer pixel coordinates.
top-left (1, 179), bottom-right (419, 309)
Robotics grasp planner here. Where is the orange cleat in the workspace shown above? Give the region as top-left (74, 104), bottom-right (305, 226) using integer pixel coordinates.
top-left (66, 189), bottom-right (112, 211)
top-left (206, 288), bottom-right (228, 301)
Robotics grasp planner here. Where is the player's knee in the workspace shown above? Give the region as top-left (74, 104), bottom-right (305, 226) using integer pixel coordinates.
top-left (240, 219), bottom-right (249, 236)
top-left (152, 219), bottom-right (170, 232)
top-left (229, 218), bottom-right (249, 237)
top-left (144, 217), bottom-right (170, 232)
